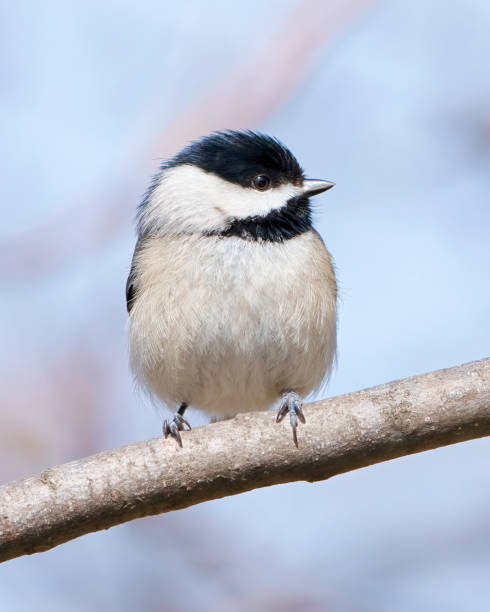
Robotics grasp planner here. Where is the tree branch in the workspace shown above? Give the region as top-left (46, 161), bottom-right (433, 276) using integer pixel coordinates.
top-left (1, 358), bottom-right (489, 563)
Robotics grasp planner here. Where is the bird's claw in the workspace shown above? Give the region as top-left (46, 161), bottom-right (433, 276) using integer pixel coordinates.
top-left (276, 390), bottom-right (306, 447)
top-left (163, 413), bottom-right (191, 447)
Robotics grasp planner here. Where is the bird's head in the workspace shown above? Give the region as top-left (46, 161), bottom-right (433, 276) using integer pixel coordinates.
top-left (137, 130), bottom-right (334, 241)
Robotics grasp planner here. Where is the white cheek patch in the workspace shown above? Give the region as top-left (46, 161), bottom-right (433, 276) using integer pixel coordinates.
top-left (139, 165), bottom-right (303, 235)
top-left (214, 178), bottom-right (301, 219)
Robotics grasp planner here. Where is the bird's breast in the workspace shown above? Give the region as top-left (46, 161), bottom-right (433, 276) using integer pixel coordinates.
top-left (128, 230), bottom-right (337, 415)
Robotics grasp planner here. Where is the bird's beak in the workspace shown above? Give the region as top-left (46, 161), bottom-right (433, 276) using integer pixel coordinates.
top-left (301, 179), bottom-right (335, 197)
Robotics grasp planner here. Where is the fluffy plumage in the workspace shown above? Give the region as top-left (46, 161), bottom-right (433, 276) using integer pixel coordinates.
top-left (127, 130), bottom-right (337, 440)
top-left (128, 231), bottom-right (337, 415)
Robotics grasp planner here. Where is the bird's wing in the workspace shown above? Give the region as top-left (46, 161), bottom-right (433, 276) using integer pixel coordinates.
top-left (126, 239), bottom-right (143, 314)
top-left (125, 271), bottom-right (136, 314)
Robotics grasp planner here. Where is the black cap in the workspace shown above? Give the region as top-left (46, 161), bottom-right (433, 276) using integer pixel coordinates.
top-left (166, 130), bottom-right (304, 188)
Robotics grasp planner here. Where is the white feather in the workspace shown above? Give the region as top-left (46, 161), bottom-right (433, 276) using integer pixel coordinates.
top-left (139, 165), bottom-right (303, 236)
top-left (128, 231), bottom-right (337, 417)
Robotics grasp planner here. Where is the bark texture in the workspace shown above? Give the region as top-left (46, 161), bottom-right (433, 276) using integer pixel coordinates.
top-left (1, 358), bottom-right (489, 563)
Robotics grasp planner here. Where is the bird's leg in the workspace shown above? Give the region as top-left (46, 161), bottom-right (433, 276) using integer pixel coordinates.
top-left (163, 402), bottom-right (191, 447)
top-left (276, 390), bottom-right (306, 447)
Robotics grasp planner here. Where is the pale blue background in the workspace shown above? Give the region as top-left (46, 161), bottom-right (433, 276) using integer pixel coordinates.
top-left (1, 1), bottom-right (489, 610)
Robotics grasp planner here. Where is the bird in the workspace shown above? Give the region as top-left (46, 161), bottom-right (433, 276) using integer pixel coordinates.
top-left (126, 130), bottom-right (337, 447)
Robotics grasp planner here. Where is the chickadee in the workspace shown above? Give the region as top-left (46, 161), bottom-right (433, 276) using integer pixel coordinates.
top-left (127, 131), bottom-right (337, 447)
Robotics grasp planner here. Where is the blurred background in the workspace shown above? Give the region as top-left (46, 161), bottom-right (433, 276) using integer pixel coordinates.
top-left (1, 0), bottom-right (490, 610)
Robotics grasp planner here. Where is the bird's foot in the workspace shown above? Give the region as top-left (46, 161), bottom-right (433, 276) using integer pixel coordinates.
top-left (163, 405), bottom-right (191, 447)
top-left (276, 390), bottom-right (306, 447)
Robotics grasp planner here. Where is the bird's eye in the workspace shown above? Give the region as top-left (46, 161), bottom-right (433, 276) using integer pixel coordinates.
top-left (252, 175), bottom-right (271, 191)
